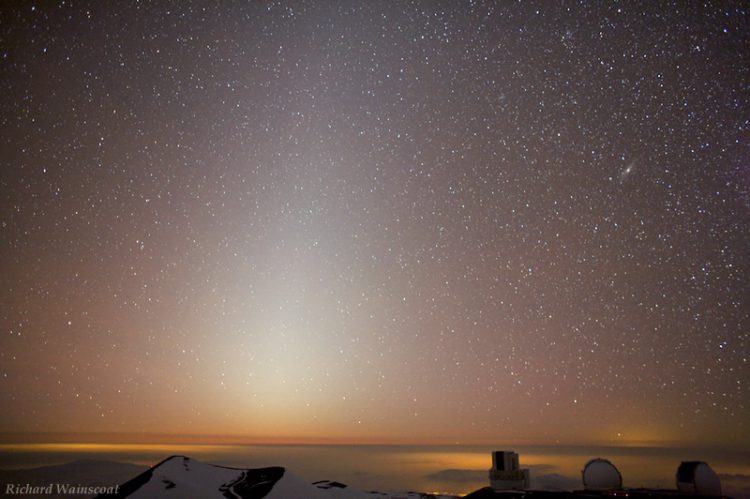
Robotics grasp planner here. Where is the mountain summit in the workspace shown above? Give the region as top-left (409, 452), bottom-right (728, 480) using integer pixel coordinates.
top-left (95, 455), bottom-right (308, 499)
top-left (95, 455), bottom-right (452, 499)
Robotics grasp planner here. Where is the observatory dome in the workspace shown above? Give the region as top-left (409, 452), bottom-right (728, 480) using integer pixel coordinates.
top-left (582, 458), bottom-right (622, 491)
top-left (676, 461), bottom-right (721, 496)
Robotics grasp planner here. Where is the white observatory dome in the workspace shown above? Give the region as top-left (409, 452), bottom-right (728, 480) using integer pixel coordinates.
top-left (676, 461), bottom-right (722, 496)
top-left (582, 458), bottom-right (623, 491)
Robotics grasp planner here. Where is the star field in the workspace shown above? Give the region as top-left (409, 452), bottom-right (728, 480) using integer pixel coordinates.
top-left (0, 1), bottom-right (748, 446)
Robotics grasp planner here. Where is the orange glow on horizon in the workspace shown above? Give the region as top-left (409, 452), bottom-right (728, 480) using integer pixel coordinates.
top-left (0, 430), bottom-right (707, 449)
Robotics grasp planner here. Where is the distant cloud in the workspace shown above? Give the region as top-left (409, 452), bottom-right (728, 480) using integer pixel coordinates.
top-left (532, 473), bottom-right (580, 491)
top-left (719, 474), bottom-right (750, 482)
top-left (718, 474), bottom-right (750, 499)
top-left (426, 464), bottom-right (581, 492)
top-left (350, 470), bottom-right (387, 481)
top-left (527, 463), bottom-right (579, 490)
top-left (425, 469), bottom-right (486, 483)
top-left (527, 464), bottom-right (557, 474)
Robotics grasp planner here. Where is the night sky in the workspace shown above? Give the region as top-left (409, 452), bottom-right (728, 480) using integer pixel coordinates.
top-left (0, 1), bottom-right (748, 448)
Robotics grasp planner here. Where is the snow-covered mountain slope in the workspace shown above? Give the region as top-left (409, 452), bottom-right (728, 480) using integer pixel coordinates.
top-left (97, 455), bottom-right (285, 498)
top-left (96, 456), bottom-right (456, 499)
